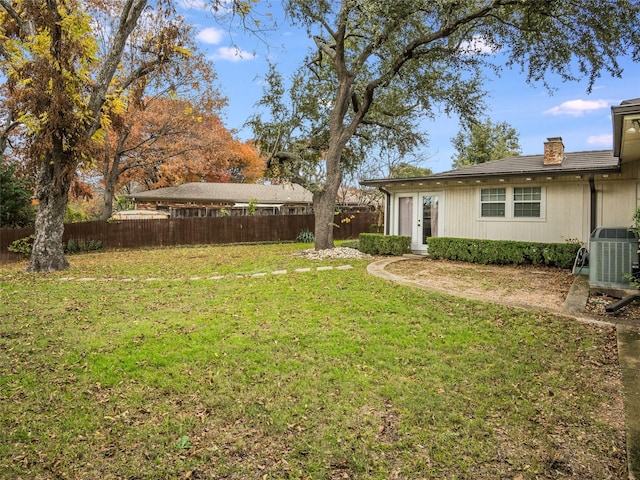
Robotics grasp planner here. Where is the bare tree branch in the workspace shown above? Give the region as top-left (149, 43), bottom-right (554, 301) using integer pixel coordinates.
top-left (87, 0), bottom-right (148, 131)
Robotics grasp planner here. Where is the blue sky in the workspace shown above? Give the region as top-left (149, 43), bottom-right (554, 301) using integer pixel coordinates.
top-left (178, 2), bottom-right (640, 174)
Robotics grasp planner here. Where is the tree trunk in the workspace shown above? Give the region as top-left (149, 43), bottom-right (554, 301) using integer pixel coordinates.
top-left (313, 191), bottom-right (335, 250)
top-left (27, 157), bottom-right (73, 272)
top-left (100, 153), bottom-right (120, 220)
top-left (101, 182), bottom-right (115, 220)
top-left (313, 147), bottom-right (343, 251)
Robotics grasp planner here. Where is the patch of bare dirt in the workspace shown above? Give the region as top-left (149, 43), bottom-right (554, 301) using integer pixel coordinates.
top-left (385, 257), bottom-right (640, 322)
top-left (385, 258), bottom-right (576, 312)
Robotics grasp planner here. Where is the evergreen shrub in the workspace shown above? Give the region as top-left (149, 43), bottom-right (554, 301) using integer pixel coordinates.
top-left (427, 237), bottom-right (580, 269)
top-left (359, 233), bottom-right (411, 256)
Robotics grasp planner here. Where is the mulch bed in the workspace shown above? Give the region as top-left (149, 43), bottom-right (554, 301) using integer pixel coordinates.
top-left (586, 292), bottom-right (640, 324)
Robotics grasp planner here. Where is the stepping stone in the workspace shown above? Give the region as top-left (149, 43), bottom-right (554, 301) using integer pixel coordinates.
top-left (295, 268), bottom-right (312, 273)
top-left (252, 272), bottom-right (267, 277)
top-left (317, 266), bottom-right (333, 271)
top-left (77, 277), bottom-right (96, 282)
top-left (336, 265), bottom-right (353, 270)
top-left (272, 270), bottom-right (287, 275)
top-left (208, 276), bottom-right (225, 280)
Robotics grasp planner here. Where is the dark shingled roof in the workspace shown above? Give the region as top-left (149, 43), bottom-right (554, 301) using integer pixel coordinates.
top-left (128, 183), bottom-right (313, 204)
top-left (362, 149), bottom-right (620, 186)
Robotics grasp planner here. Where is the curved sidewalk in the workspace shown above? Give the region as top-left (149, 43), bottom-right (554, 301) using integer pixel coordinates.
top-left (368, 256), bottom-right (640, 480)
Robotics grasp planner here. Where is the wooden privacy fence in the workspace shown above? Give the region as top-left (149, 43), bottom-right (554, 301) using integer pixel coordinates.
top-left (0, 212), bottom-right (379, 264)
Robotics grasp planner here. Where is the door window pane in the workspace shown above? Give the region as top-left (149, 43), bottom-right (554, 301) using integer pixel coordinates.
top-left (422, 195), bottom-right (438, 242)
top-left (398, 197), bottom-right (413, 237)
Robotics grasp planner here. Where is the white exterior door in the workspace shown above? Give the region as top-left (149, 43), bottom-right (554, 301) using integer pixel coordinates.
top-left (395, 192), bottom-right (442, 252)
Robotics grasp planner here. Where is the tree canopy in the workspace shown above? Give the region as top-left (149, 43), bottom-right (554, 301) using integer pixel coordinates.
top-left (250, 0), bottom-right (640, 250)
top-left (108, 98), bottom-right (264, 190)
top-left (451, 119), bottom-right (521, 169)
top-left (389, 162), bottom-right (434, 178)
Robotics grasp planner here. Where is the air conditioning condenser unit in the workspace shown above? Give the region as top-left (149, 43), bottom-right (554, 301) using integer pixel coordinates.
top-left (589, 227), bottom-right (639, 289)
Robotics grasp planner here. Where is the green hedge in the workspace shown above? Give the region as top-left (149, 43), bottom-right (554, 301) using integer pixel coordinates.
top-left (426, 237), bottom-right (581, 269)
top-left (359, 233), bottom-right (411, 256)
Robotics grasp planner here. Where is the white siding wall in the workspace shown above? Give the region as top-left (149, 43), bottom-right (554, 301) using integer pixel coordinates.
top-left (441, 182), bottom-right (590, 244)
top-left (596, 160), bottom-right (640, 228)
top-left (598, 179), bottom-right (639, 228)
top-left (387, 166), bottom-right (639, 246)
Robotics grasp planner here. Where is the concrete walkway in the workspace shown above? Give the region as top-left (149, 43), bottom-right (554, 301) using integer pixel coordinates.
top-left (367, 257), bottom-right (640, 480)
top-left (619, 326), bottom-right (640, 480)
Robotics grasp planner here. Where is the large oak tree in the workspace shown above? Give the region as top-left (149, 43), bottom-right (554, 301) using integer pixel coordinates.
top-left (250, 0), bottom-right (640, 250)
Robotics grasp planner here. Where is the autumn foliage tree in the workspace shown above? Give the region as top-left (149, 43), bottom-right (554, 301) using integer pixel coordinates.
top-left (0, 0), bottom-right (165, 271)
top-left (104, 96), bottom-right (263, 215)
top-left (88, 3), bottom-right (262, 219)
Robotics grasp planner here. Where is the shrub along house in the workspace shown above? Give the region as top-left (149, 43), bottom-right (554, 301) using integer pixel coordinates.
top-left (127, 182), bottom-right (313, 218)
top-left (361, 99), bottom-right (640, 254)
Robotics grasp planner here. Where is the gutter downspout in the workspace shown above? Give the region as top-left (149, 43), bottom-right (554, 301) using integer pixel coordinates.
top-left (589, 175), bottom-right (596, 235)
top-left (378, 187), bottom-right (391, 235)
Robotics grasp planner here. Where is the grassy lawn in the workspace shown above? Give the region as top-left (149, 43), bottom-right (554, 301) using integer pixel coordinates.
top-left (0, 243), bottom-right (626, 479)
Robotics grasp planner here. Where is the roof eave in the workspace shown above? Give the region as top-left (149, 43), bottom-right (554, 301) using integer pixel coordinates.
top-left (128, 195), bottom-right (225, 203)
top-left (360, 165), bottom-right (621, 187)
top-left (612, 101), bottom-right (640, 158)
top-left (128, 195), bottom-right (312, 204)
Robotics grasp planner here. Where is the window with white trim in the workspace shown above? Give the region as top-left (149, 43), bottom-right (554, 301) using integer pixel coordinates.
top-left (480, 188), bottom-right (506, 217)
top-left (513, 187), bottom-right (542, 217)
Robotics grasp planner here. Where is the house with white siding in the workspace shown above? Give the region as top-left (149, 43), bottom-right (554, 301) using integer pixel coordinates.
top-left (361, 99), bottom-right (640, 253)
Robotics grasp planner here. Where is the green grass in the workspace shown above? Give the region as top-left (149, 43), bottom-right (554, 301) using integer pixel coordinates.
top-left (0, 243), bottom-right (626, 479)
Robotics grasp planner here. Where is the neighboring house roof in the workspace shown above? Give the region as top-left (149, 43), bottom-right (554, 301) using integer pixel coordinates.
top-left (361, 149), bottom-right (620, 187)
top-left (128, 183), bottom-right (313, 204)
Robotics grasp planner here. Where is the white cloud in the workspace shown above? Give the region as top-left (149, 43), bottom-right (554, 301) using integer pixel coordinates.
top-left (587, 134), bottom-right (613, 147)
top-left (543, 99), bottom-right (612, 117)
top-left (460, 36), bottom-right (497, 55)
top-left (197, 27), bottom-right (224, 45)
top-left (211, 46), bottom-right (256, 62)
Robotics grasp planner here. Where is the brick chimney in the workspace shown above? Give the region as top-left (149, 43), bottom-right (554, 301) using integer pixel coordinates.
top-left (543, 137), bottom-right (564, 165)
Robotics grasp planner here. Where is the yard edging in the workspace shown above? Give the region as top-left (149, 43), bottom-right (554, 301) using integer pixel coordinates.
top-left (57, 264), bottom-right (354, 283)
